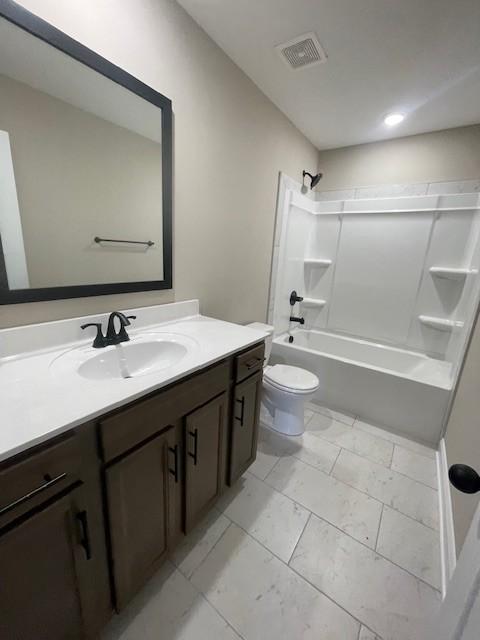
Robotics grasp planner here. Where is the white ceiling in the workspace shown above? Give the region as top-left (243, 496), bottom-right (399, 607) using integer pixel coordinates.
top-left (177, 0), bottom-right (480, 150)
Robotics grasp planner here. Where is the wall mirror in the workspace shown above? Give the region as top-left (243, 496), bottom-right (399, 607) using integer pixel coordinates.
top-left (0, 1), bottom-right (172, 304)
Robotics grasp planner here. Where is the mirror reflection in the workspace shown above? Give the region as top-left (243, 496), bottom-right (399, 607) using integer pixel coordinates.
top-left (0, 17), bottom-right (164, 290)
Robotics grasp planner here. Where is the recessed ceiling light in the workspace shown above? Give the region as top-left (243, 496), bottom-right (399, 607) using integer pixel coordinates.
top-left (384, 113), bottom-right (405, 127)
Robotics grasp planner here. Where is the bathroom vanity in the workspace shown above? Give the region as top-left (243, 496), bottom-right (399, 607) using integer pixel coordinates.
top-left (0, 301), bottom-right (266, 639)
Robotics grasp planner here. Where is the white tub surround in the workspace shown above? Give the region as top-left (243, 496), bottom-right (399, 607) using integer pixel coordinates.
top-left (273, 190), bottom-right (480, 365)
top-left (0, 300), bottom-right (267, 462)
top-left (272, 329), bottom-right (451, 445)
top-left (269, 176), bottom-right (480, 443)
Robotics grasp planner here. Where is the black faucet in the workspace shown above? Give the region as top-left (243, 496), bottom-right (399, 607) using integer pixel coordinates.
top-left (106, 312), bottom-right (136, 345)
top-left (81, 311), bottom-right (136, 348)
top-left (290, 316), bottom-right (305, 325)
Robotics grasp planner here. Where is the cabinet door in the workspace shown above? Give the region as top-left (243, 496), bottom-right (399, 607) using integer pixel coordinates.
top-left (105, 429), bottom-right (172, 610)
top-left (185, 393), bottom-right (228, 532)
top-left (229, 372), bottom-right (263, 485)
top-left (0, 485), bottom-right (100, 640)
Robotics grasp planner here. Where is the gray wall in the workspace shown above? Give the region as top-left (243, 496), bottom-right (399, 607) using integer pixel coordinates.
top-left (317, 125), bottom-right (480, 191)
top-left (0, 0), bottom-right (317, 327)
top-left (445, 308), bottom-right (480, 554)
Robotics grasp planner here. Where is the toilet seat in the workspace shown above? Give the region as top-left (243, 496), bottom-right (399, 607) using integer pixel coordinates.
top-left (264, 364), bottom-right (319, 394)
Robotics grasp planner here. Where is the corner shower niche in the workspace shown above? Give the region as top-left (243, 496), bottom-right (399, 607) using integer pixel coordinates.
top-left (272, 189), bottom-right (480, 377)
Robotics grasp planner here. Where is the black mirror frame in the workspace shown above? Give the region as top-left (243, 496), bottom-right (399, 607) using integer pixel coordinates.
top-left (0, 0), bottom-right (173, 304)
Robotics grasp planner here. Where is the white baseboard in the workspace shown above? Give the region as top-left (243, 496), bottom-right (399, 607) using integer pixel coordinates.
top-left (437, 438), bottom-right (457, 598)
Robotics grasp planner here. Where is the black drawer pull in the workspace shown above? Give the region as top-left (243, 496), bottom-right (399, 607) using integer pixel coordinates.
top-left (235, 396), bottom-right (245, 426)
top-left (77, 510), bottom-right (92, 560)
top-left (188, 429), bottom-right (198, 466)
top-left (0, 472), bottom-right (67, 517)
top-left (168, 445), bottom-right (179, 483)
top-left (245, 357), bottom-right (262, 370)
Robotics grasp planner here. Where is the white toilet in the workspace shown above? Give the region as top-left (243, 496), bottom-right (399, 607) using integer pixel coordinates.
top-left (247, 323), bottom-right (320, 436)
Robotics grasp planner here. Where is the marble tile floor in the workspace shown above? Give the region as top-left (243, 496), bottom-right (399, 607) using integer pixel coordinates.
top-left (103, 402), bottom-right (442, 640)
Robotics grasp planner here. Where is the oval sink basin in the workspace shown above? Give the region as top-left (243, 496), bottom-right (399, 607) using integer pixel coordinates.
top-left (78, 341), bottom-right (187, 380)
top-left (50, 332), bottom-right (198, 380)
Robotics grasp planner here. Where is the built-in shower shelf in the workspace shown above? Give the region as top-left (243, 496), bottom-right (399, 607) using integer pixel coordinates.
top-left (429, 267), bottom-right (473, 281)
top-left (304, 259), bottom-right (332, 267)
top-left (301, 298), bottom-right (327, 309)
top-left (418, 315), bottom-right (465, 332)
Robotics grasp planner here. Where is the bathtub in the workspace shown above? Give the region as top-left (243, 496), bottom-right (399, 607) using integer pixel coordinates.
top-left (272, 329), bottom-right (453, 446)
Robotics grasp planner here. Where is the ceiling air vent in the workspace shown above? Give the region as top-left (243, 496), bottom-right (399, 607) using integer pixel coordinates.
top-left (276, 32), bottom-right (327, 70)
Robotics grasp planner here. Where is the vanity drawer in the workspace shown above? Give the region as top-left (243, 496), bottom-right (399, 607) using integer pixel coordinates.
top-left (99, 360), bottom-right (231, 462)
top-left (235, 343), bottom-right (265, 383)
top-left (0, 432), bottom-right (82, 528)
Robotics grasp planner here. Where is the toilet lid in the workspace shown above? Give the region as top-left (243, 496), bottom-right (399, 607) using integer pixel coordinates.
top-left (264, 364), bottom-right (319, 392)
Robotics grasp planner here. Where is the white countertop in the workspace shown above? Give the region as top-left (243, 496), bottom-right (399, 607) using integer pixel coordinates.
top-left (0, 301), bottom-right (267, 463)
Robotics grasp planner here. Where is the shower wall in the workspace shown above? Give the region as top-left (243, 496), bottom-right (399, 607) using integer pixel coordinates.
top-left (270, 177), bottom-right (480, 373)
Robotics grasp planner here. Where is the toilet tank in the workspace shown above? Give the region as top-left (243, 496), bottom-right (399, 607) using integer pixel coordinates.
top-left (246, 322), bottom-right (274, 365)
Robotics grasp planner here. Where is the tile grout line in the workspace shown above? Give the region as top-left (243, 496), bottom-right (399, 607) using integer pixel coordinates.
top-left (183, 519), bottom-right (234, 583)
top-left (225, 520), bottom-right (366, 634)
top-left (190, 519), bottom-right (367, 638)
top-left (308, 404), bottom-right (356, 427)
top-left (290, 509), bottom-right (442, 594)
top-left (353, 417), bottom-right (436, 460)
top-left (306, 420), bottom-right (397, 471)
top-left (309, 425), bottom-right (391, 469)
top-left (388, 444), bottom-right (395, 469)
top-left (171, 540), bottom-right (248, 640)
top-left (333, 470), bottom-right (440, 532)
top-left (263, 445), bottom-right (439, 537)
top-left (183, 486), bottom-right (439, 639)
top-left (374, 503), bottom-right (384, 551)
top-left (286, 510), bottom-right (312, 566)
top-left (258, 425), bottom-right (342, 477)
top-left (262, 446), bottom-right (386, 508)
top-left (197, 591), bottom-right (248, 640)
top-left (261, 451), bottom-right (284, 483)
top-left (287, 554), bottom-right (373, 634)
top-left (331, 451), bottom-right (440, 530)
top-left (260, 463), bottom-right (441, 589)
top-left (329, 445), bottom-right (343, 475)
top-left (389, 465), bottom-right (438, 491)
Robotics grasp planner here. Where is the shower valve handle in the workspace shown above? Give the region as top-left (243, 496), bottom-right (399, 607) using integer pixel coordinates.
top-left (290, 290), bottom-right (304, 306)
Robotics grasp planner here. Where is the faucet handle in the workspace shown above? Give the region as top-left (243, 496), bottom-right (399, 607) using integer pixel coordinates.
top-left (290, 290), bottom-right (304, 306)
top-left (81, 322), bottom-right (106, 349)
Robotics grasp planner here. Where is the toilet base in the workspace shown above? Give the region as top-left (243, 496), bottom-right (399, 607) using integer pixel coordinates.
top-left (261, 383), bottom-right (316, 436)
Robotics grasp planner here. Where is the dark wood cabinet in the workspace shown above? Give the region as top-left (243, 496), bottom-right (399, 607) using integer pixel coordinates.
top-left (0, 483), bottom-right (109, 640)
top-left (105, 428), bottom-right (173, 610)
top-left (1, 342), bottom-right (264, 638)
top-left (229, 370), bottom-right (263, 484)
top-left (185, 392), bottom-right (228, 532)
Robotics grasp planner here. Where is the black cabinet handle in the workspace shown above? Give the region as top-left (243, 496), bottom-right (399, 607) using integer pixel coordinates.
top-left (77, 510), bottom-right (92, 560)
top-left (449, 464), bottom-right (480, 494)
top-left (245, 357), bottom-right (262, 370)
top-left (168, 445), bottom-right (179, 483)
top-left (188, 429), bottom-right (198, 466)
top-left (0, 472), bottom-right (67, 517)
top-left (235, 396), bottom-right (245, 426)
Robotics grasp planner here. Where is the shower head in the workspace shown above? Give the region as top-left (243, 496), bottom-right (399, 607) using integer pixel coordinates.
top-left (302, 170), bottom-right (323, 190)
